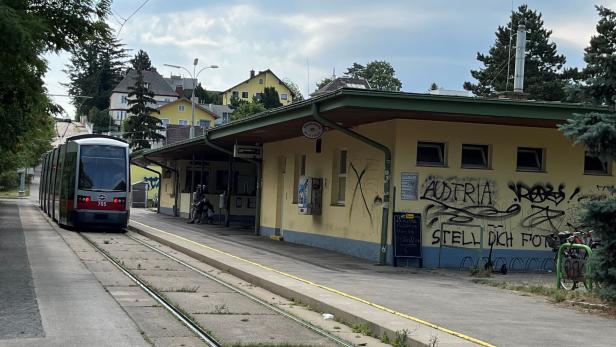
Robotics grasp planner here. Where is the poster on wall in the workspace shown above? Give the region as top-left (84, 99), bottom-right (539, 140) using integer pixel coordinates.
top-left (400, 172), bottom-right (418, 200)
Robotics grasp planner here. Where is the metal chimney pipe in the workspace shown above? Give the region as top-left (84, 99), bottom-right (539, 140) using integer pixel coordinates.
top-left (513, 24), bottom-right (527, 93)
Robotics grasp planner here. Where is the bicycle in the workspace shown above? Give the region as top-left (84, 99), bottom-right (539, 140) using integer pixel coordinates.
top-left (547, 225), bottom-right (601, 290)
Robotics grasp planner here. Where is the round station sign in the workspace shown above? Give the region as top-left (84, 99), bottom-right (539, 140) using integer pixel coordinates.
top-left (301, 121), bottom-right (323, 139)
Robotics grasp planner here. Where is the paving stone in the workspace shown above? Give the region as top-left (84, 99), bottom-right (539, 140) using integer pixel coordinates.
top-left (164, 292), bottom-right (276, 315)
top-left (123, 306), bottom-right (197, 338)
top-left (107, 286), bottom-right (159, 307)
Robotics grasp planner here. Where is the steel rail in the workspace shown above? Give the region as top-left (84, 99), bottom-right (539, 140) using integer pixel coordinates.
top-left (125, 233), bottom-right (353, 347)
top-left (79, 233), bottom-right (221, 347)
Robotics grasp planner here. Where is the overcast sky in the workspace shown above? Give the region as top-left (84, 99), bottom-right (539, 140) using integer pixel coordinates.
top-left (44, 0), bottom-right (616, 118)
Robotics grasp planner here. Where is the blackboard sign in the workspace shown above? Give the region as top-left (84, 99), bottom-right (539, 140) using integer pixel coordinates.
top-left (393, 212), bottom-right (422, 258)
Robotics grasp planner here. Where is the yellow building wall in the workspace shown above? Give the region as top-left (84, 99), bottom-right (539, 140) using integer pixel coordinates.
top-left (157, 99), bottom-right (217, 127)
top-left (261, 121), bottom-right (395, 259)
top-left (260, 118), bottom-right (616, 266)
top-left (222, 71), bottom-right (293, 106)
top-left (131, 165), bottom-right (160, 203)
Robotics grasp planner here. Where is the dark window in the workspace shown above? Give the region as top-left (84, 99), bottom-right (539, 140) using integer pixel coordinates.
top-left (241, 91), bottom-right (249, 98)
top-left (517, 147), bottom-right (544, 171)
top-left (232, 91), bottom-right (239, 98)
top-left (216, 170), bottom-right (228, 192)
top-left (417, 142), bottom-right (445, 166)
top-left (78, 145), bottom-right (127, 191)
top-left (461, 144), bottom-right (489, 169)
top-left (584, 153), bottom-right (610, 175)
top-left (184, 170), bottom-right (209, 193)
top-left (254, 92), bottom-right (262, 101)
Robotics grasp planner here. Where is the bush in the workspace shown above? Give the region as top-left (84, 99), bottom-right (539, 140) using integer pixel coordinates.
top-left (582, 197), bottom-right (616, 301)
top-left (0, 171), bottom-right (19, 190)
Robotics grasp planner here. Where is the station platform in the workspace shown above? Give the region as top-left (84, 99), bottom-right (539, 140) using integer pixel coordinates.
top-left (0, 199), bottom-right (148, 347)
top-left (130, 208), bottom-right (616, 347)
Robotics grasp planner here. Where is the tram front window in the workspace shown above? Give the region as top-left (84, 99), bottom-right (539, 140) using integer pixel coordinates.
top-left (78, 145), bottom-right (127, 191)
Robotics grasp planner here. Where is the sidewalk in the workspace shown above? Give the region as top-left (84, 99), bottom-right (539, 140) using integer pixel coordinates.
top-left (130, 209), bottom-right (616, 347)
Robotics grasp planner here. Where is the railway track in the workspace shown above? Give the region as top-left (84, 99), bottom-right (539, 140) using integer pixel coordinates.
top-left (80, 231), bottom-right (353, 347)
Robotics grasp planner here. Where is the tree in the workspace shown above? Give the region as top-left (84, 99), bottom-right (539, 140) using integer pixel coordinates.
top-left (122, 69), bottom-right (164, 150)
top-left (559, 6), bottom-right (616, 301)
top-left (316, 77), bottom-right (333, 90)
top-left (130, 49), bottom-right (152, 71)
top-left (283, 78), bottom-right (304, 101)
top-left (88, 107), bottom-right (113, 133)
top-left (344, 60), bottom-right (402, 91)
top-left (0, 0), bottom-right (110, 176)
top-left (463, 5), bottom-right (575, 101)
top-left (260, 87), bottom-right (282, 109)
top-left (194, 83), bottom-right (222, 104)
top-left (582, 6), bottom-right (616, 106)
top-left (231, 101), bottom-right (266, 121)
top-left (65, 23), bottom-right (127, 119)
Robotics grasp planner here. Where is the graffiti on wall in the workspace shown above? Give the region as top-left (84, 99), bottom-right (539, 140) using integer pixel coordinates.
top-left (419, 175), bottom-right (616, 250)
top-left (143, 176), bottom-right (160, 190)
top-left (421, 176), bottom-right (520, 227)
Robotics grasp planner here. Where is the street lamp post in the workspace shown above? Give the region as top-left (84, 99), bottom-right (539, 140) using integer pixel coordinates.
top-left (163, 60), bottom-right (218, 138)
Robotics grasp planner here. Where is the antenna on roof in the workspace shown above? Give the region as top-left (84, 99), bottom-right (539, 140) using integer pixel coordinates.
top-left (332, 67), bottom-right (336, 79)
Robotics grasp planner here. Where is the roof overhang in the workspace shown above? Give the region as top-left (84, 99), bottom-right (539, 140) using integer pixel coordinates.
top-left (131, 88), bottom-right (609, 163)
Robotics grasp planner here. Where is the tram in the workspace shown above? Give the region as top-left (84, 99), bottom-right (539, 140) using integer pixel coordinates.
top-left (39, 134), bottom-right (130, 229)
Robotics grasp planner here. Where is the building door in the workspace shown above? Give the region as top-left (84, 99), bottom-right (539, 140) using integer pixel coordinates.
top-left (275, 156), bottom-right (287, 236)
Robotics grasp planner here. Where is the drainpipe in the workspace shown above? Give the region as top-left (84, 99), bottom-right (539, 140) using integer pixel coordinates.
top-left (132, 162), bottom-right (162, 214)
top-left (144, 156), bottom-right (180, 217)
top-left (204, 131), bottom-right (262, 236)
top-left (311, 103), bottom-right (392, 265)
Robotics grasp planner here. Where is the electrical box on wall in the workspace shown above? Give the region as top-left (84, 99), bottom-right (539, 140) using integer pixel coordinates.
top-left (298, 176), bottom-right (322, 215)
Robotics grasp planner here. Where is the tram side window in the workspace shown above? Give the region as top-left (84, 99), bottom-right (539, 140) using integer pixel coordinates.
top-left (79, 145), bottom-right (127, 191)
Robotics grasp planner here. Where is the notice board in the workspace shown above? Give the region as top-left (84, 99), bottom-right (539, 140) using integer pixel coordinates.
top-left (393, 212), bottom-right (422, 258)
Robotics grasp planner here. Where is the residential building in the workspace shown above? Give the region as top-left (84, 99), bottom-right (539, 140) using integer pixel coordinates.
top-left (164, 74), bottom-right (197, 92)
top-left (202, 103), bottom-right (233, 125)
top-left (156, 98), bottom-right (218, 129)
top-left (221, 69), bottom-right (295, 106)
top-left (131, 89), bottom-right (615, 269)
top-left (311, 77), bottom-right (371, 97)
top-left (109, 69), bottom-right (178, 125)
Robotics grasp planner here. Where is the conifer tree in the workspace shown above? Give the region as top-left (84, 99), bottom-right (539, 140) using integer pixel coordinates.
top-left (122, 69), bottom-right (164, 150)
top-left (130, 49), bottom-right (152, 71)
top-left (463, 5), bottom-right (575, 101)
top-left (559, 6), bottom-right (616, 301)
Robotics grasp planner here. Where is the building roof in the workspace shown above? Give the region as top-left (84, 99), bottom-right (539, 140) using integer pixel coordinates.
top-left (220, 69), bottom-right (297, 98)
top-left (113, 69), bottom-right (178, 97)
top-left (201, 103), bottom-right (233, 119)
top-left (132, 88), bottom-right (609, 161)
top-left (311, 77), bottom-right (371, 96)
top-left (157, 98), bottom-right (219, 118)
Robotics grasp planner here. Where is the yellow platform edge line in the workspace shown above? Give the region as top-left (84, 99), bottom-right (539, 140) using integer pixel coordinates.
top-left (130, 219), bottom-right (495, 347)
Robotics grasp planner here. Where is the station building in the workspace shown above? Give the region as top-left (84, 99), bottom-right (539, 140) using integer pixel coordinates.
top-left (131, 89), bottom-right (615, 269)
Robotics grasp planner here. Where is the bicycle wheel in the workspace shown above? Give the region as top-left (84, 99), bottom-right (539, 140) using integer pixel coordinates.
top-left (560, 256), bottom-right (577, 290)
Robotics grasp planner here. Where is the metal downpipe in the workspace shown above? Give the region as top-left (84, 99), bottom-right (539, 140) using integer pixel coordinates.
top-left (204, 132), bottom-right (262, 236)
top-left (311, 103), bottom-right (392, 265)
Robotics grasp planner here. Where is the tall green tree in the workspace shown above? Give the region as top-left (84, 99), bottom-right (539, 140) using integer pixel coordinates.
top-left (283, 78), bottom-right (304, 101)
top-left (582, 6), bottom-right (616, 106)
top-left (66, 23), bottom-right (126, 119)
top-left (0, 0), bottom-right (111, 175)
top-left (130, 49), bottom-right (152, 71)
top-left (345, 60), bottom-right (402, 91)
top-left (316, 77), bottom-right (333, 90)
top-left (260, 86), bottom-right (282, 109)
top-left (122, 69), bottom-right (164, 150)
top-left (463, 5), bottom-right (575, 101)
top-left (231, 101), bottom-right (266, 121)
top-left (194, 83), bottom-right (222, 104)
top-left (559, 6), bottom-right (616, 301)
